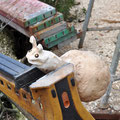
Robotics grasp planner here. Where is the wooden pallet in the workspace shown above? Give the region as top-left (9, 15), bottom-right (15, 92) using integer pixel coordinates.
top-left (0, 0), bottom-right (78, 49)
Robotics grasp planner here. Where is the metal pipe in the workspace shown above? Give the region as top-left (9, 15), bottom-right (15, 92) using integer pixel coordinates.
top-left (78, 0), bottom-right (95, 48)
top-left (110, 33), bottom-right (120, 75)
top-left (87, 26), bottom-right (120, 31)
top-left (100, 33), bottom-right (120, 108)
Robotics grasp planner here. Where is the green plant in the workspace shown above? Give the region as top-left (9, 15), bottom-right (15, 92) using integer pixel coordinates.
top-left (82, 7), bottom-right (87, 15)
top-left (41, 0), bottom-right (75, 20)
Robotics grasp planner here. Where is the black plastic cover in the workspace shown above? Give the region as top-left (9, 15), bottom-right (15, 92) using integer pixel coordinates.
top-left (0, 53), bottom-right (45, 89)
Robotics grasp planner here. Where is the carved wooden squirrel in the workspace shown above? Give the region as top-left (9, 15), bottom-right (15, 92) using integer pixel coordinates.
top-left (26, 36), bottom-right (66, 73)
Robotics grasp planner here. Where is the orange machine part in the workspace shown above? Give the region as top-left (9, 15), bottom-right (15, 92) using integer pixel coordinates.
top-left (62, 92), bottom-right (70, 108)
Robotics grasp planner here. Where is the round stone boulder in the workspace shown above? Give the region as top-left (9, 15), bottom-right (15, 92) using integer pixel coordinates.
top-left (61, 50), bottom-right (110, 102)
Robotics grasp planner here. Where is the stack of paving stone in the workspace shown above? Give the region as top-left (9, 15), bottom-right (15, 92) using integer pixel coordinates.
top-left (0, 0), bottom-right (77, 48)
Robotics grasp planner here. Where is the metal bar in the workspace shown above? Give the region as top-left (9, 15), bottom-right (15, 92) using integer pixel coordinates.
top-left (44, 26), bottom-right (75, 44)
top-left (0, 17), bottom-right (14, 32)
top-left (45, 31), bottom-right (77, 48)
top-left (58, 35), bottom-right (77, 48)
top-left (0, 0), bottom-right (56, 27)
top-left (29, 13), bottom-right (64, 34)
top-left (87, 26), bottom-right (120, 31)
top-left (109, 34), bottom-right (120, 75)
top-left (34, 21), bottom-right (67, 41)
top-left (100, 33), bottom-right (120, 108)
top-left (91, 112), bottom-right (120, 120)
top-left (0, 0), bottom-right (33, 30)
top-left (78, 0), bottom-right (95, 48)
top-left (0, 15), bottom-right (30, 37)
top-left (25, 8), bottom-right (56, 27)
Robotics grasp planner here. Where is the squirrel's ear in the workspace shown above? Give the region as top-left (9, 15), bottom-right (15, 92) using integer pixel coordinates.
top-left (37, 44), bottom-right (43, 51)
top-left (30, 36), bottom-right (37, 48)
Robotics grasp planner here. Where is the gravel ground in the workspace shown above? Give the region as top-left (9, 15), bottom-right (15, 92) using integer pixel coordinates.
top-left (0, 0), bottom-right (120, 117)
top-left (0, 28), bottom-right (17, 60)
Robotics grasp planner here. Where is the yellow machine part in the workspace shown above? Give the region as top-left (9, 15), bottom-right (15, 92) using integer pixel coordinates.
top-left (0, 68), bottom-right (95, 120)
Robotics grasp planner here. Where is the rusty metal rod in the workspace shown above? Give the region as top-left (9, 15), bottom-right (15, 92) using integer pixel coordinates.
top-left (91, 112), bottom-right (120, 120)
top-left (87, 26), bottom-right (120, 31)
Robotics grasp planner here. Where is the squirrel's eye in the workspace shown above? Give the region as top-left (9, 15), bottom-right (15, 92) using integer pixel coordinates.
top-left (35, 54), bottom-right (39, 58)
